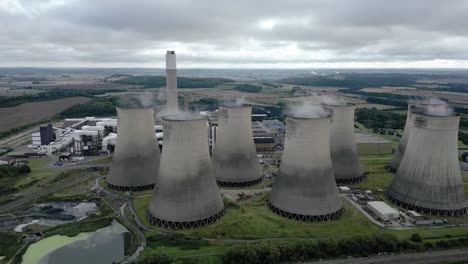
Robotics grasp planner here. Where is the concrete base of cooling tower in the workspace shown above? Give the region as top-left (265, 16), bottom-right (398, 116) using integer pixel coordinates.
top-left (267, 202), bottom-right (344, 222)
top-left (335, 174), bottom-right (365, 184)
top-left (386, 193), bottom-right (468, 217)
top-left (106, 182), bottom-right (155, 192)
top-left (216, 176), bottom-right (264, 188)
top-left (147, 209), bottom-right (225, 229)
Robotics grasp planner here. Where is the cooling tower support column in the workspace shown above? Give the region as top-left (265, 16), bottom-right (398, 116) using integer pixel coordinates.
top-left (325, 103), bottom-right (363, 183)
top-left (387, 113), bottom-right (468, 216)
top-left (107, 107), bottom-right (160, 191)
top-left (268, 115), bottom-right (343, 221)
top-left (212, 105), bottom-right (263, 187)
top-left (148, 114), bottom-right (224, 229)
top-left (166, 50), bottom-right (179, 114)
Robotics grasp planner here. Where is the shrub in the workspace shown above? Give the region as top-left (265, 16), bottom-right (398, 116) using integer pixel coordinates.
top-left (411, 233), bottom-right (423, 243)
top-left (136, 252), bottom-right (172, 264)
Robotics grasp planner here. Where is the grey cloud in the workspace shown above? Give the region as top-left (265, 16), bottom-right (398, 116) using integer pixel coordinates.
top-left (1, 0), bottom-right (468, 67)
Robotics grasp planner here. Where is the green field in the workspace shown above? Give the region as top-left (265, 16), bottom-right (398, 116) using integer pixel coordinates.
top-left (352, 159), bottom-right (394, 191)
top-left (134, 193), bottom-right (380, 240)
top-left (26, 158), bottom-right (51, 169)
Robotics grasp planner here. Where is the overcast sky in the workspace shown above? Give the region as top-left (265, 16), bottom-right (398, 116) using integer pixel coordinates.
top-left (1, 0), bottom-right (468, 68)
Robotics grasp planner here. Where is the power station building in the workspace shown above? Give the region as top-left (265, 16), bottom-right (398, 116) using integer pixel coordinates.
top-left (268, 114), bottom-right (343, 221)
top-left (387, 111), bottom-right (468, 216)
top-left (107, 107), bottom-right (161, 191)
top-left (166, 51), bottom-right (179, 114)
top-left (212, 105), bottom-right (263, 186)
top-left (148, 114), bottom-right (224, 229)
top-left (324, 103), bottom-right (363, 183)
top-left (389, 100), bottom-right (446, 171)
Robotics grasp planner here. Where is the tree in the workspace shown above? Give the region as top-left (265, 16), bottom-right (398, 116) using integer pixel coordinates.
top-left (461, 152), bottom-right (468, 162)
top-left (136, 252), bottom-right (172, 264)
top-left (18, 164), bottom-right (31, 174)
top-left (411, 233), bottom-right (423, 243)
top-left (234, 84), bottom-right (262, 93)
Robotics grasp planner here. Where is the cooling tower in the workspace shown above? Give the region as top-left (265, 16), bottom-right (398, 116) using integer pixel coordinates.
top-left (107, 107), bottom-right (160, 191)
top-left (166, 51), bottom-right (179, 114)
top-left (212, 105), bottom-right (263, 187)
top-left (268, 114), bottom-right (343, 221)
top-left (387, 112), bottom-right (468, 216)
top-left (389, 101), bottom-right (446, 171)
top-left (324, 103), bottom-right (363, 183)
top-left (148, 114), bottom-right (224, 229)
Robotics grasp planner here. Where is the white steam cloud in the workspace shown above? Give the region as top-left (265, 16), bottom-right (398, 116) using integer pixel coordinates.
top-left (411, 97), bottom-right (454, 117)
top-left (286, 100), bottom-right (328, 118)
top-left (285, 94), bottom-right (350, 118)
top-left (221, 96), bottom-right (251, 107)
top-left (318, 95), bottom-right (348, 106)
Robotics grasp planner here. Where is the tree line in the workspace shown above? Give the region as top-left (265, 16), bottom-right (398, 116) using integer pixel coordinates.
top-left (0, 88), bottom-right (124, 108)
top-left (355, 108), bottom-right (406, 130)
top-left (136, 233), bottom-right (468, 264)
top-left (113, 75), bottom-right (234, 88)
top-left (234, 84), bottom-right (263, 93)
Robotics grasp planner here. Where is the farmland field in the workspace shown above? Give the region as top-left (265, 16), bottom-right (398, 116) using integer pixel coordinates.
top-left (0, 97), bottom-right (91, 132)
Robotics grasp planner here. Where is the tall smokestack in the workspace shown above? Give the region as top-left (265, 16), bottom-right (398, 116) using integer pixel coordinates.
top-left (389, 100), bottom-right (446, 171)
top-left (107, 107), bottom-right (160, 191)
top-left (212, 105), bottom-right (263, 187)
top-left (148, 113), bottom-right (224, 229)
top-left (166, 50), bottom-right (179, 114)
top-left (324, 103), bottom-right (363, 183)
top-left (387, 112), bottom-right (467, 216)
top-left (268, 114), bottom-right (343, 221)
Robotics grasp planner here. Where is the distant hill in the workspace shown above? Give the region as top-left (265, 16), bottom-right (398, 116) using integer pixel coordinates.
top-left (278, 73), bottom-right (418, 90)
top-left (112, 75), bottom-right (234, 88)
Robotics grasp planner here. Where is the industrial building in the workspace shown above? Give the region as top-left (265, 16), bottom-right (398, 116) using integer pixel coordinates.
top-left (212, 105), bottom-right (263, 187)
top-left (389, 100), bottom-right (446, 171)
top-left (324, 103), bottom-right (363, 183)
top-left (148, 113), bottom-right (224, 229)
top-left (106, 107), bottom-right (161, 191)
top-left (268, 114), bottom-right (343, 221)
top-left (387, 111), bottom-right (468, 216)
top-left (367, 201), bottom-right (399, 220)
top-left (166, 50), bottom-right (179, 114)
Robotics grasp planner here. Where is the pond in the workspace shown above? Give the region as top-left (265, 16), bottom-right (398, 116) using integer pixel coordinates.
top-left (22, 220), bottom-right (130, 264)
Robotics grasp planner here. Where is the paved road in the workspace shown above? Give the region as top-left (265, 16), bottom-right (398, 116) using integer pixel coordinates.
top-left (341, 194), bottom-right (385, 228)
top-left (306, 248), bottom-right (468, 264)
top-left (120, 203), bottom-right (147, 264)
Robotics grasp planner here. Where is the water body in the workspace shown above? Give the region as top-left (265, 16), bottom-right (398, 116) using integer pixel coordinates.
top-left (22, 220), bottom-right (129, 264)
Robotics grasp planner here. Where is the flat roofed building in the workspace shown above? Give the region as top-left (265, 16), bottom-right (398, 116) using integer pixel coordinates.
top-left (367, 201), bottom-right (399, 220)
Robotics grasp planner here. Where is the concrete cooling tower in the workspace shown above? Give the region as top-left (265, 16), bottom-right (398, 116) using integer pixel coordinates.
top-left (212, 105), bottom-right (263, 187)
top-left (324, 103), bottom-right (363, 183)
top-left (268, 114), bottom-right (343, 221)
top-left (107, 107), bottom-right (160, 191)
top-left (389, 101), bottom-right (446, 171)
top-left (148, 114), bottom-right (224, 229)
top-left (387, 112), bottom-right (467, 216)
top-left (166, 51), bottom-right (179, 114)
